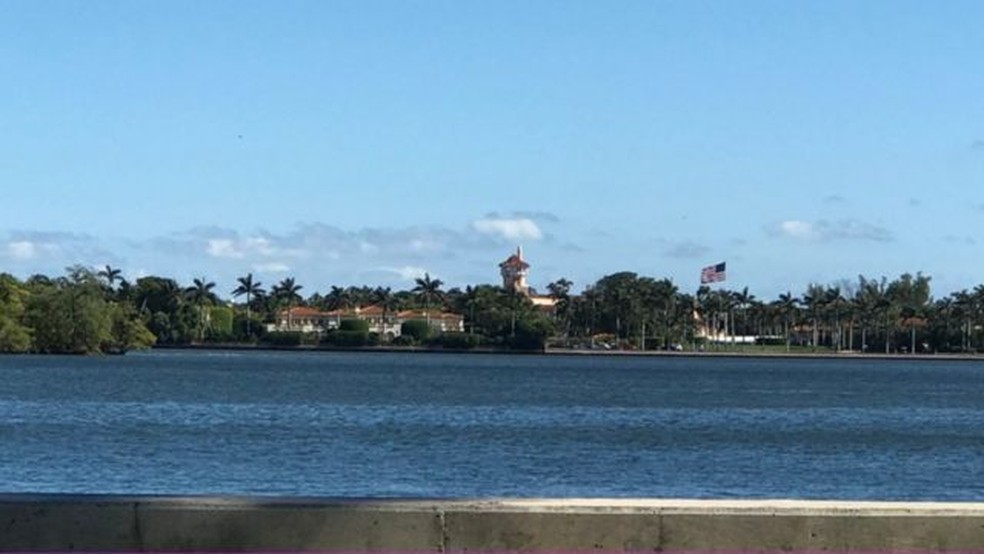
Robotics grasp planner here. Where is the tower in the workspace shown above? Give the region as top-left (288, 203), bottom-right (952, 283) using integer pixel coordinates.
top-left (499, 246), bottom-right (530, 295)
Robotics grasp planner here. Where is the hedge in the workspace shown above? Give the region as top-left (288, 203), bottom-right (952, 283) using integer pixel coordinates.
top-left (437, 332), bottom-right (480, 349)
top-left (339, 319), bottom-right (370, 333)
top-left (400, 319), bottom-right (432, 342)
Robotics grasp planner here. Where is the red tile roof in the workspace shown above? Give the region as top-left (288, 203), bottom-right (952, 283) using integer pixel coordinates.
top-left (286, 306), bottom-right (330, 317)
top-left (396, 309), bottom-right (463, 321)
top-left (280, 305), bottom-right (462, 322)
top-left (499, 254), bottom-right (529, 270)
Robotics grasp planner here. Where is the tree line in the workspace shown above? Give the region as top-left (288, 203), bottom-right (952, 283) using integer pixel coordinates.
top-left (562, 271), bottom-right (950, 354)
top-left (0, 265), bottom-right (982, 355)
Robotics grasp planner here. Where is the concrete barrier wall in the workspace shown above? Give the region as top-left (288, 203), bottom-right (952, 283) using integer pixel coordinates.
top-left (2, 495), bottom-right (984, 551)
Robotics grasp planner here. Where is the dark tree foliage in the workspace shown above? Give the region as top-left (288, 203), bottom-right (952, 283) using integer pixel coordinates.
top-left (22, 267), bottom-right (153, 354)
top-left (400, 319), bottom-right (432, 343)
top-left (6, 264), bottom-right (984, 355)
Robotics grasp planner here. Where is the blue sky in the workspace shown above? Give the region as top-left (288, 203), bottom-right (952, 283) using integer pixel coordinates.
top-left (1, 1), bottom-right (982, 300)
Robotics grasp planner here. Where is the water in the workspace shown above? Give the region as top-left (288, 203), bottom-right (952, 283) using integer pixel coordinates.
top-left (1, 350), bottom-right (983, 500)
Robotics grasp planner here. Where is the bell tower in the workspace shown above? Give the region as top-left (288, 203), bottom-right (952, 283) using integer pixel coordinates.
top-left (499, 246), bottom-right (530, 295)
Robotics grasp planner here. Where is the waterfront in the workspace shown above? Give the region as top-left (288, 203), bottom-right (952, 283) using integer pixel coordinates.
top-left (1, 350), bottom-right (983, 500)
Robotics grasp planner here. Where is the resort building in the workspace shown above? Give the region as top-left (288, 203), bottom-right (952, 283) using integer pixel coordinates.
top-left (266, 247), bottom-right (554, 335)
top-left (267, 305), bottom-right (464, 338)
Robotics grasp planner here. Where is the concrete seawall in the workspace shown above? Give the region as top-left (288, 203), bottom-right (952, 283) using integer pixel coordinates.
top-left (3, 495), bottom-right (984, 551)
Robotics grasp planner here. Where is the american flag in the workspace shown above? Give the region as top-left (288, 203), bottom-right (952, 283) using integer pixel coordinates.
top-left (700, 262), bottom-right (726, 284)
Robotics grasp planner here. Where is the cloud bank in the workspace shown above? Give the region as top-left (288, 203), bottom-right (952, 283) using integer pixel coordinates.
top-left (769, 219), bottom-right (894, 243)
top-left (0, 213), bottom-right (564, 292)
top-left (471, 217), bottom-right (544, 241)
top-left (661, 240), bottom-right (711, 259)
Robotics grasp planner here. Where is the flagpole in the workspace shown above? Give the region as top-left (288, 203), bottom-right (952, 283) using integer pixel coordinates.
top-left (691, 288), bottom-right (698, 352)
top-left (697, 261), bottom-right (727, 351)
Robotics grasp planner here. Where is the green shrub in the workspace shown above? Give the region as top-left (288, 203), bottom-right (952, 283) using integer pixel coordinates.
top-left (339, 318), bottom-right (370, 333)
top-left (392, 334), bottom-right (416, 346)
top-left (264, 331), bottom-right (302, 347)
top-left (509, 316), bottom-right (555, 351)
top-left (232, 314), bottom-right (265, 341)
top-left (400, 319), bottom-right (432, 342)
top-left (0, 316), bottom-right (31, 353)
top-left (325, 329), bottom-right (368, 347)
top-left (438, 332), bottom-right (480, 349)
top-left (206, 306), bottom-right (234, 341)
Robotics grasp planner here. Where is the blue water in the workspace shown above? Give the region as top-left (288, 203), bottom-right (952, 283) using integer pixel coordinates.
top-left (1, 350), bottom-right (983, 500)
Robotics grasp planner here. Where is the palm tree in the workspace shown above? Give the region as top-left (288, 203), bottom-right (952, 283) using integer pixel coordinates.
top-left (733, 287), bottom-right (755, 340)
top-left (372, 286), bottom-right (399, 337)
top-left (116, 278), bottom-right (134, 303)
top-left (801, 284), bottom-right (827, 349)
top-left (458, 285), bottom-right (482, 336)
top-left (185, 277), bottom-right (217, 304)
top-left (701, 289), bottom-right (732, 347)
top-left (272, 277), bottom-right (303, 329)
top-left (184, 277), bottom-right (217, 341)
top-left (891, 273), bottom-right (932, 354)
top-left (747, 299), bottom-right (770, 344)
top-left (599, 273), bottom-right (637, 344)
top-left (98, 265), bottom-right (122, 289)
top-left (326, 285), bottom-right (354, 311)
top-left (774, 291), bottom-right (799, 352)
top-left (647, 287), bottom-right (672, 346)
top-left (575, 286), bottom-right (601, 339)
top-left (412, 273), bottom-right (444, 323)
top-left (854, 276), bottom-right (885, 353)
top-left (868, 279), bottom-right (894, 354)
top-left (822, 286), bottom-right (845, 350)
top-left (232, 273), bottom-right (265, 338)
top-left (694, 285), bottom-right (712, 343)
top-left (951, 290), bottom-right (974, 352)
top-left (547, 278), bottom-right (574, 340)
top-left (504, 288), bottom-right (529, 338)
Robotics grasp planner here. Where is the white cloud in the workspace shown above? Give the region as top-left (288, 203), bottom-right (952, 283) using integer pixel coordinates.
top-left (206, 236), bottom-right (279, 259)
top-left (253, 262), bottom-right (290, 273)
top-left (244, 237), bottom-right (276, 255)
top-left (1, 218), bottom-right (541, 291)
top-left (409, 238), bottom-right (442, 252)
top-left (770, 219), bottom-right (894, 243)
top-left (156, 224), bottom-right (470, 269)
top-left (471, 217), bottom-right (543, 241)
top-left (206, 239), bottom-right (244, 259)
top-left (389, 265), bottom-right (429, 281)
top-left (776, 220), bottom-right (817, 240)
top-left (660, 239), bottom-right (711, 259)
top-left (7, 241), bottom-right (37, 260)
top-left (0, 231), bottom-right (117, 272)
top-left (507, 210), bottom-right (561, 223)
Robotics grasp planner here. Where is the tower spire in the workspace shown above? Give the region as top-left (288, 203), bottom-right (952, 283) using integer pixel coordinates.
top-left (499, 246), bottom-right (530, 295)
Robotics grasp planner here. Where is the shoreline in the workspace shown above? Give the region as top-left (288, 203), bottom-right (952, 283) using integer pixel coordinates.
top-left (546, 347), bottom-right (984, 361)
top-left (146, 343), bottom-right (984, 362)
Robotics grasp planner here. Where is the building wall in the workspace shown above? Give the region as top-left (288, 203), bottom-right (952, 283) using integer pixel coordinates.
top-left (267, 311), bottom-right (463, 335)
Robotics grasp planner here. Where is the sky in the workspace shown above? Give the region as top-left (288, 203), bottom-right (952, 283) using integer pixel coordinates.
top-left (1, 1), bottom-right (982, 300)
